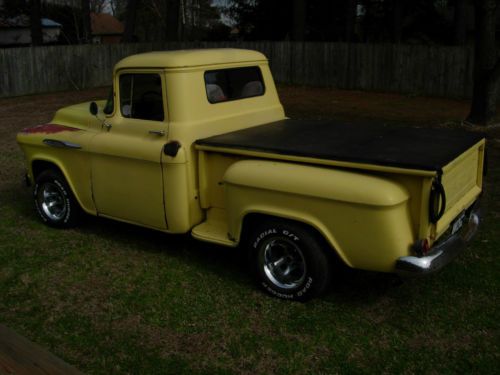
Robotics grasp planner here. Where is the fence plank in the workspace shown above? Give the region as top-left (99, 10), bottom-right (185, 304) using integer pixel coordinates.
top-left (0, 42), bottom-right (475, 99)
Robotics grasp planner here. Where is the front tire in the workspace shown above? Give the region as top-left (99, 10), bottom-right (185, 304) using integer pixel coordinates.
top-left (34, 169), bottom-right (80, 228)
top-left (248, 219), bottom-right (331, 301)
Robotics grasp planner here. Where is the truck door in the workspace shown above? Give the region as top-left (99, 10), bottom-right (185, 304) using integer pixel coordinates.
top-left (89, 71), bottom-right (168, 230)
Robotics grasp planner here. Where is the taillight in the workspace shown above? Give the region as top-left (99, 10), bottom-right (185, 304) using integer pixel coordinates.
top-left (413, 238), bottom-right (430, 256)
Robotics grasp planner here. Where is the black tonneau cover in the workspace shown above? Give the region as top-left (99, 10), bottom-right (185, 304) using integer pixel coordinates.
top-left (196, 119), bottom-right (484, 172)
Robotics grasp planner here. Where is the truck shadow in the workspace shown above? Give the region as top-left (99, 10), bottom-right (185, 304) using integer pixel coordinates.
top-left (75, 214), bottom-right (409, 305)
top-left (326, 267), bottom-right (406, 304)
top-left (5, 180), bottom-right (413, 304)
top-left (78, 213), bottom-right (252, 284)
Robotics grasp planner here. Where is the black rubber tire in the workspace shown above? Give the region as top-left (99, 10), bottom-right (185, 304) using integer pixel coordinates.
top-left (33, 169), bottom-right (80, 228)
top-left (248, 219), bottom-right (331, 301)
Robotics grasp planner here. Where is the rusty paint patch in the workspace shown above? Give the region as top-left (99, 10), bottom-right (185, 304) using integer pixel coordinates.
top-left (21, 124), bottom-right (80, 134)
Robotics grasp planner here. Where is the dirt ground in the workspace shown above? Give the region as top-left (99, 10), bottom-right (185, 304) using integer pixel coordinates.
top-left (279, 85), bottom-right (500, 136)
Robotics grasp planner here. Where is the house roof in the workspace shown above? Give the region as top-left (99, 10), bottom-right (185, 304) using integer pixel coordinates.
top-left (0, 15), bottom-right (61, 28)
top-left (42, 18), bottom-right (62, 27)
top-left (91, 12), bottom-right (124, 35)
top-left (114, 49), bottom-right (268, 70)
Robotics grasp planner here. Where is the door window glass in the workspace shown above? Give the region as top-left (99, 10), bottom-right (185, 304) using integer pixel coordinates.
top-left (103, 87), bottom-right (114, 115)
top-left (119, 74), bottom-right (164, 121)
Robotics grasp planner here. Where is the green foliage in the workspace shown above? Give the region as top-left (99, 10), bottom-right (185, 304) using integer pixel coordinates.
top-left (222, 0), bottom-right (467, 44)
top-left (43, 3), bottom-right (86, 44)
top-left (1, 0), bottom-right (29, 17)
top-left (361, 0), bottom-right (455, 44)
top-left (224, 0), bottom-right (293, 40)
top-left (127, 0), bottom-right (229, 41)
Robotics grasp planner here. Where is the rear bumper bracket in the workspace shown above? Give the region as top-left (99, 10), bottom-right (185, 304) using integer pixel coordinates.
top-left (395, 201), bottom-right (481, 277)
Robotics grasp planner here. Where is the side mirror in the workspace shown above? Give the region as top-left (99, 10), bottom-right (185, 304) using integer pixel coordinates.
top-left (89, 102), bottom-right (98, 116)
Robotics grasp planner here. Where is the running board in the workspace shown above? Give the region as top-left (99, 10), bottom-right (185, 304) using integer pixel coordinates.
top-left (191, 208), bottom-right (236, 247)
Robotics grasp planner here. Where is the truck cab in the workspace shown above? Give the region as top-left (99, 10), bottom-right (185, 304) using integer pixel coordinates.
top-left (86, 49), bottom-right (284, 234)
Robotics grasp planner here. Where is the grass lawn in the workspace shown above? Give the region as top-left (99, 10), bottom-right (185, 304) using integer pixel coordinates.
top-left (0, 86), bottom-right (498, 374)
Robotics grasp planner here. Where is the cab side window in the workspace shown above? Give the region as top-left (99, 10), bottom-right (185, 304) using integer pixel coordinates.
top-left (204, 67), bottom-right (265, 104)
top-left (119, 74), bottom-right (164, 121)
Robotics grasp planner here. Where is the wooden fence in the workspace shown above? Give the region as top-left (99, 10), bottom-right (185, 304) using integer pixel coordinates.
top-left (0, 41), bottom-right (475, 99)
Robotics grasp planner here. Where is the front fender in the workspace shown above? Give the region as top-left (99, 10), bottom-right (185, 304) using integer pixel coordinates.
top-left (18, 130), bottom-right (96, 215)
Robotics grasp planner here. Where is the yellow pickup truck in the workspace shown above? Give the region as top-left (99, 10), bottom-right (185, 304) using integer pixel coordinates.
top-left (17, 49), bottom-right (485, 300)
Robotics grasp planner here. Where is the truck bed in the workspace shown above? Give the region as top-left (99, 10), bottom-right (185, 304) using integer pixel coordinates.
top-left (196, 119), bottom-right (485, 173)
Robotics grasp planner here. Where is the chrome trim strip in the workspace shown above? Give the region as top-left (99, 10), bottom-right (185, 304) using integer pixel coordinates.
top-left (43, 139), bottom-right (82, 149)
top-left (396, 202), bottom-right (481, 277)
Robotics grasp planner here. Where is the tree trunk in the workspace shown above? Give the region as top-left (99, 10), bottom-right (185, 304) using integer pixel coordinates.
top-left (466, 0), bottom-right (500, 126)
top-left (81, 0), bottom-right (91, 43)
top-left (122, 0), bottom-right (138, 43)
top-left (345, 0), bottom-right (356, 42)
top-left (292, 0), bottom-right (306, 41)
top-left (30, 0), bottom-right (43, 46)
top-left (392, 0), bottom-right (403, 43)
top-left (454, 0), bottom-right (467, 45)
top-left (166, 0), bottom-right (180, 41)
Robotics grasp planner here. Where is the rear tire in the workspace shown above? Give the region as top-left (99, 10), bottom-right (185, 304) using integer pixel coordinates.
top-left (34, 169), bottom-right (80, 228)
top-left (248, 219), bottom-right (331, 301)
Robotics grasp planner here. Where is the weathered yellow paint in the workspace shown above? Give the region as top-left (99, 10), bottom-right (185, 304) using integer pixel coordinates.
top-left (434, 139), bottom-right (485, 238)
top-left (195, 141), bottom-right (483, 270)
top-left (194, 144), bottom-right (438, 177)
top-left (16, 132), bottom-right (97, 215)
top-left (192, 207), bottom-right (235, 246)
top-left (16, 48), bottom-right (485, 274)
top-left (87, 68), bottom-right (168, 229)
top-left (221, 160), bottom-right (414, 271)
top-left (114, 49), bottom-right (267, 70)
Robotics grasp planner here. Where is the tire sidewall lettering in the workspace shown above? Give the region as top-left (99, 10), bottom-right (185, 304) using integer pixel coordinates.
top-left (253, 224), bottom-right (315, 300)
top-left (296, 277), bottom-right (313, 297)
top-left (253, 228), bottom-right (278, 248)
top-left (253, 227), bottom-right (301, 249)
top-left (55, 181), bottom-right (71, 223)
top-left (261, 281), bottom-right (295, 300)
top-left (262, 275), bottom-right (314, 300)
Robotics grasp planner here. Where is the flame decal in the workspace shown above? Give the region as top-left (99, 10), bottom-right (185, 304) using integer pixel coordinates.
top-left (21, 124), bottom-right (80, 134)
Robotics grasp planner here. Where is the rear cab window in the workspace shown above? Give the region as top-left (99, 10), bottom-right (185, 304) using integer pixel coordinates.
top-left (204, 67), bottom-right (265, 104)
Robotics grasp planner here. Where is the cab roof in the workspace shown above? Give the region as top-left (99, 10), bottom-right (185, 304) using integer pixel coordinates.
top-left (114, 48), bottom-right (268, 71)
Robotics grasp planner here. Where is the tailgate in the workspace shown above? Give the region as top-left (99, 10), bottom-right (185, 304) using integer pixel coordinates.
top-left (434, 139), bottom-right (485, 238)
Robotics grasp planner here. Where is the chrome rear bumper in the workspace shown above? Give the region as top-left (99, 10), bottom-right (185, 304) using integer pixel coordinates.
top-left (396, 202), bottom-right (481, 277)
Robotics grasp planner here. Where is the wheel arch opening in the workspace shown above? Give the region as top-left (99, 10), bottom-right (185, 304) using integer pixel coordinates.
top-left (32, 160), bottom-right (64, 180)
top-left (31, 159), bottom-right (86, 213)
top-left (240, 212), bottom-right (347, 268)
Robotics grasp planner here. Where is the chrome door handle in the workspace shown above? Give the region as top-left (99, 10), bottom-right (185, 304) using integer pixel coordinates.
top-left (149, 130), bottom-right (165, 136)
top-left (103, 121), bottom-right (112, 131)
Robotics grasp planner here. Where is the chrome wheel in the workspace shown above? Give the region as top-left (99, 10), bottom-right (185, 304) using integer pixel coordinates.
top-left (260, 238), bottom-right (307, 289)
top-left (37, 182), bottom-right (67, 221)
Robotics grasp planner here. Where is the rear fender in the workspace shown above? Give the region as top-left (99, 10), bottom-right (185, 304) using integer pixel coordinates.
top-left (224, 160), bottom-right (414, 272)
